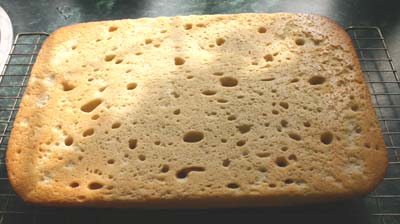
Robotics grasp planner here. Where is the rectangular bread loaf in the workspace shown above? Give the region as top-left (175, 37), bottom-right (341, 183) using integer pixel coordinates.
top-left (6, 13), bottom-right (387, 207)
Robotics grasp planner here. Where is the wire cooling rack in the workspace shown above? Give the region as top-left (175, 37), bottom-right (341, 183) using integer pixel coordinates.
top-left (0, 27), bottom-right (399, 224)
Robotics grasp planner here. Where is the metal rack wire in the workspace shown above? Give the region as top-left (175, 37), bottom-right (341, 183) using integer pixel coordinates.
top-left (346, 26), bottom-right (400, 224)
top-left (0, 27), bottom-right (398, 224)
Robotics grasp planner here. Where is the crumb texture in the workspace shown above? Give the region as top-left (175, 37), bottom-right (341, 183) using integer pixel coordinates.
top-left (6, 13), bottom-right (387, 207)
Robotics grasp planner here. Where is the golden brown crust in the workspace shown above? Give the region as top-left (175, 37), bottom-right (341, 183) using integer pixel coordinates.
top-left (6, 13), bottom-right (387, 207)
top-left (307, 14), bottom-right (388, 195)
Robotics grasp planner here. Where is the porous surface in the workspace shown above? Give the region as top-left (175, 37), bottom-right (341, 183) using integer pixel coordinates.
top-left (6, 13), bottom-right (387, 207)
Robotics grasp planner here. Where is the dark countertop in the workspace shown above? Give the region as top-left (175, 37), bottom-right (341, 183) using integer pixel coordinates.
top-left (3, 0), bottom-right (400, 71)
top-left (1, 1), bottom-right (400, 223)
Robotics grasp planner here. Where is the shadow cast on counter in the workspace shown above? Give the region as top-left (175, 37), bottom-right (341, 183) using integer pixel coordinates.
top-left (6, 199), bottom-right (371, 224)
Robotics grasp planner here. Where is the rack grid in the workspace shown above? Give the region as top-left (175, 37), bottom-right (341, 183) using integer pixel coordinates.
top-left (0, 27), bottom-right (398, 224)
